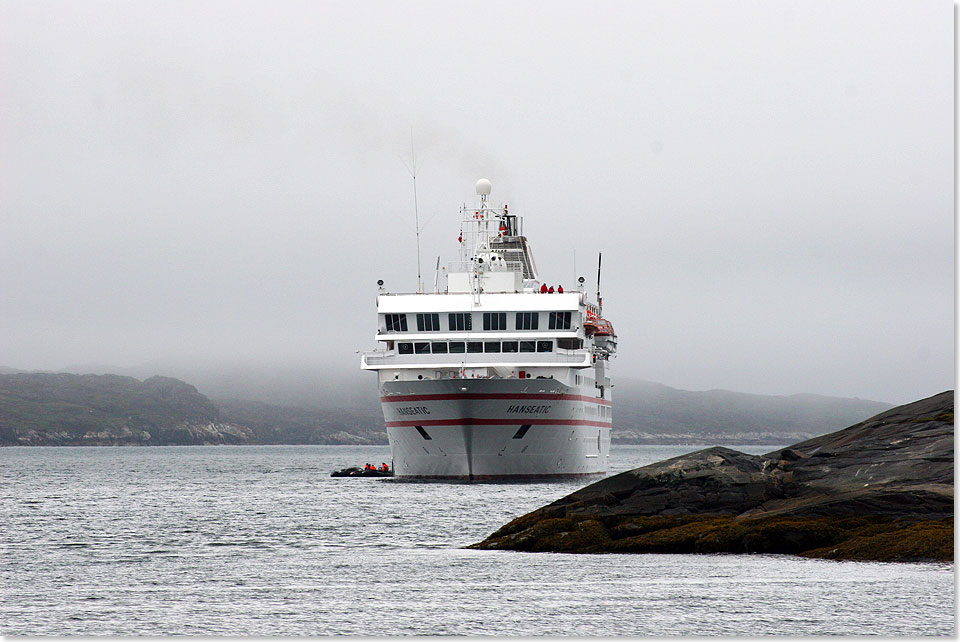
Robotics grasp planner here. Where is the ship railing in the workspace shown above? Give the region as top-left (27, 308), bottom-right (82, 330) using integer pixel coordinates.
top-left (360, 349), bottom-right (592, 369)
top-left (378, 289), bottom-right (556, 296)
top-left (446, 259), bottom-right (526, 274)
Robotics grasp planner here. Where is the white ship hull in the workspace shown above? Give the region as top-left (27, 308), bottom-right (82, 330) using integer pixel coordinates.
top-left (380, 378), bottom-right (612, 480)
top-left (362, 179), bottom-right (617, 481)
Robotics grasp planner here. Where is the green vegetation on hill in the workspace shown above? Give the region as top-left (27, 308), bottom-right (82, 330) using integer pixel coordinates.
top-left (0, 373), bottom-right (247, 445)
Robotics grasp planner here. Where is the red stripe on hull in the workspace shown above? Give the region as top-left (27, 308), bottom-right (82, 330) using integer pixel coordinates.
top-left (380, 393), bottom-right (612, 406)
top-left (385, 418), bottom-right (612, 427)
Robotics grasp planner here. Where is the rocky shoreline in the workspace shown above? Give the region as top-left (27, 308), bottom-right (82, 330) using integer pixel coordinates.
top-left (471, 391), bottom-right (954, 562)
top-left (7, 420), bottom-right (258, 447)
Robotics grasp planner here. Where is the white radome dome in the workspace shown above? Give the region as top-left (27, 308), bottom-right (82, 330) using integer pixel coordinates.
top-left (475, 178), bottom-right (492, 195)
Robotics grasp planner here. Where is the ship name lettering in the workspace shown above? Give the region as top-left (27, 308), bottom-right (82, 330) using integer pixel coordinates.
top-left (397, 406), bottom-right (431, 416)
top-left (506, 405), bottom-right (551, 414)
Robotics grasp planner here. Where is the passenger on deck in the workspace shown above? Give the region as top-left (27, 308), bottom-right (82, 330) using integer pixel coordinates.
top-left (548, 286), bottom-right (555, 293)
top-left (540, 283), bottom-right (548, 293)
top-left (558, 285), bottom-right (563, 293)
top-left (380, 463), bottom-right (389, 472)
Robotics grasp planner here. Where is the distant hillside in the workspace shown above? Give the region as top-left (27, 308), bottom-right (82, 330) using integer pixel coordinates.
top-left (41, 363), bottom-right (896, 445)
top-left (0, 373), bottom-right (386, 446)
top-left (0, 373), bottom-right (254, 446)
top-left (0, 369), bottom-right (896, 447)
top-left (612, 380), bottom-right (893, 444)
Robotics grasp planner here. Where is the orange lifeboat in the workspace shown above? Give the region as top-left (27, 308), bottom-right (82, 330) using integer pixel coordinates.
top-left (593, 318), bottom-right (615, 336)
top-left (584, 314), bottom-right (615, 338)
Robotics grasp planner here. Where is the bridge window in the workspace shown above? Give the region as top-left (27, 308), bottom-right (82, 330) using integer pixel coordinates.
top-left (449, 341), bottom-right (466, 353)
top-left (519, 340), bottom-right (536, 353)
top-left (536, 340), bottom-right (553, 353)
top-left (431, 342), bottom-right (448, 354)
top-left (414, 342), bottom-right (430, 354)
top-left (416, 313), bottom-right (440, 331)
top-left (484, 341), bottom-right (501, 353)
top-left (515, 312), bottom-right (539, 330)
top-left (448, 313), bottom-right (472, 331)
top-left (385, 314), bottom-right (408, 332)
top-left (467, 341), bottom-right (483, 353)
top-left (482, 312), bottom-right (507, 331)
top-left (557, 338), bottom-right (583, 350)
top-left (501, 341), bottom-right (518, 353)
top-left (548, 311), bottom-right (572, 330)
top-left (398, 342), bottom-right (413, 354)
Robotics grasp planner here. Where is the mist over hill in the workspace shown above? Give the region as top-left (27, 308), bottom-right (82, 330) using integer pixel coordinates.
top-left (613, 379), bottom-right (892, 444)
top-left (57, 361), bottom-right (378, 409)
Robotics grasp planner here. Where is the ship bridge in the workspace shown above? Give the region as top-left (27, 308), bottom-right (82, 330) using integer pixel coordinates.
top-left (364, 291), bottom-right (592, 373)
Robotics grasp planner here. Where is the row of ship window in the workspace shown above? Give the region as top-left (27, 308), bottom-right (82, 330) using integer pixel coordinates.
top-left (384, 311), bottom-right (573, 332)
top-left (396, 338), bottom-right (584, 355)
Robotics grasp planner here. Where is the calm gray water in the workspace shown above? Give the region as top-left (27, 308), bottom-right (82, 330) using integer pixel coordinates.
top-left (1, 444), bottom-right (954, 636)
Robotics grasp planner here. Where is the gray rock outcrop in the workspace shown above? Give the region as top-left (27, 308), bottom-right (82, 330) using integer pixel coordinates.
top-left (492, 391), bottom-right (954, 524)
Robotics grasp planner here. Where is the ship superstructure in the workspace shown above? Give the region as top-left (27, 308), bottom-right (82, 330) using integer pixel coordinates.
top-left (360, 179), bottom-right (617, 479)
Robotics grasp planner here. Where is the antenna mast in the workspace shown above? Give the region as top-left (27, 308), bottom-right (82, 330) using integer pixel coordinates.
top-left (596, 252), bottom-right (603, 315)
top-left (410, 132), bottom-right (423, 293)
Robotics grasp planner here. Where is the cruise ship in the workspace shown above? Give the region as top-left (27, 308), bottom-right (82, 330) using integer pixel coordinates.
top-left (360, 179), bottom-right (616, 479)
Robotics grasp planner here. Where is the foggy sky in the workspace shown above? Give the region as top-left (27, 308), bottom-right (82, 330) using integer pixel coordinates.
top-left (0, 0), bottom-right (953, 405)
